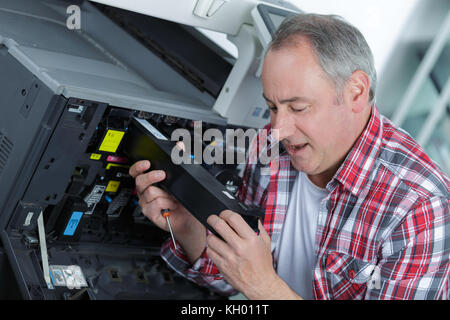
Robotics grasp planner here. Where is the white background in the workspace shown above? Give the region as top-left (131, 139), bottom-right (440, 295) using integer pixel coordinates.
top-left (288, 0), bottom-right (420, 73)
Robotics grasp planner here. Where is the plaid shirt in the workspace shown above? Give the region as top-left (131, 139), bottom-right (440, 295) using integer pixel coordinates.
top-left (161, 105), bottom-right (450, 299)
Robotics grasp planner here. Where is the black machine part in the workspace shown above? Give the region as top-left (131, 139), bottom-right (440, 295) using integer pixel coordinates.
top-left (122, 118), bottom-right (264, 238)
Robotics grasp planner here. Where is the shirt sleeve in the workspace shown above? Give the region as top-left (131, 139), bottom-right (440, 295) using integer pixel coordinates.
top-left (366, 195), bottom-right (450, 300)
top-left (160, 236), bottom-right (238, 296)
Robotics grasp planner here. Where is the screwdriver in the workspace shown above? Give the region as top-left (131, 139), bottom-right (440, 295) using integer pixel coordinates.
top-left (161, 209), bottom-right (177, 250)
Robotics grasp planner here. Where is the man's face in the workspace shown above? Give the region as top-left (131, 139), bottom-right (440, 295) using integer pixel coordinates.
top-left (262, 41), bottom-right (357, 184)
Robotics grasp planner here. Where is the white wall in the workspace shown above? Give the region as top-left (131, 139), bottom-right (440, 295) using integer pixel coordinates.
top-left (288, 0), bottom-right (419, 74)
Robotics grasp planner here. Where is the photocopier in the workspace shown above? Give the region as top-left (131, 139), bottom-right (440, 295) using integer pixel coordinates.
top-left (0, 0), bottom-right (299, 299)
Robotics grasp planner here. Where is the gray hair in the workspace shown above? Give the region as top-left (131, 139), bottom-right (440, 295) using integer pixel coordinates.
top-left (269, 14), bottom-right (377, 105)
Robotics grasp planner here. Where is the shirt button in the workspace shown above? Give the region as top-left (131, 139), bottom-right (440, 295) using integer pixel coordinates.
top-left (348, 269), bottom-right (355, 279)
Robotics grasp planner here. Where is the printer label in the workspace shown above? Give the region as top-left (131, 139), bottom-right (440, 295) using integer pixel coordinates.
top-left (134, 118), bottom-right (168, 140)
top-left (63, 211), bottom-right (84, 236)
top-left (106, 180), bottom-right (120, 193)
top-left (90, 153), bottom-right (102, 160)
top-left (99, 130), bottom-right (125, 153)
top-left (23, 212), bottom-right (34, 227)
top-left (222, 190), bottom-right (235, 200)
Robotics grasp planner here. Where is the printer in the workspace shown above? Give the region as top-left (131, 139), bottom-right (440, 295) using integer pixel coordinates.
top-left (0, 0), bottom-right (299, 299)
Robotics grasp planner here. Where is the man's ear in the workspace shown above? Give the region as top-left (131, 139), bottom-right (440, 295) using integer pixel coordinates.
top-left (345, 70), bottom-right (370, 113)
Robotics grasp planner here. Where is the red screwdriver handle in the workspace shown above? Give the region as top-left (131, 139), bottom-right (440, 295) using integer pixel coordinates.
top-left (161, 209), bottom-right (171, 218)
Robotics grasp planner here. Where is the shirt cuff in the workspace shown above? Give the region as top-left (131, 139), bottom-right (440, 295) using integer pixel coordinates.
top-left (160, 235), bottom-right (238, 296)
top-left (160, 234), bottom-right (222, 277)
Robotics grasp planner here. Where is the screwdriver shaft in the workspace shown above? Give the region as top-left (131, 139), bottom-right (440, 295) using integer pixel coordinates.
top-left (165, 215), bottom-right (178, 251)
top-left (161, 209), bottom-right (177, 250)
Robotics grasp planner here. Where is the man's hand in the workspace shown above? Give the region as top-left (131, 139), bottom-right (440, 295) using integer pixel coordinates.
top-left (129, 160), bottom-right (206, 263)
top-left (129, 160), bottom-right (187, 233)
top-left (206, 210), bottom-right (301, 300)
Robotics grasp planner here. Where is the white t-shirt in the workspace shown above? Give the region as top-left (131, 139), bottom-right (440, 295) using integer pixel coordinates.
top-left (274, 172), bottom-right (328, 300)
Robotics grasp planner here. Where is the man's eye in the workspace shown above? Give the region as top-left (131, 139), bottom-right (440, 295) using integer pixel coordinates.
top-left (268, 106), bottom-right (277, 113)
top-left (291, 105), bottom-right (308, 112)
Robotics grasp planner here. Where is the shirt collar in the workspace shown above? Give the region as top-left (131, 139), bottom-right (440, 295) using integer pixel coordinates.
top-left (328, 104), bottom-right (383, 196)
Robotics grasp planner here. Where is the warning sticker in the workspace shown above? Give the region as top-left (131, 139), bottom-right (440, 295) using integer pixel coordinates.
top-left (99, 130), bottom-right (125, 153)
top-left (106, 180), bottom-right (120, 193)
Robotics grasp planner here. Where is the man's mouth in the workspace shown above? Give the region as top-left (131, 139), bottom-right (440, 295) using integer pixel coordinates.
top-left (286, 143), bottom-right (308, 154)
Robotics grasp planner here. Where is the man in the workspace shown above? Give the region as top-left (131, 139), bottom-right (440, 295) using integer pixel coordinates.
top-left (129, 14), bottom-right (449, 299)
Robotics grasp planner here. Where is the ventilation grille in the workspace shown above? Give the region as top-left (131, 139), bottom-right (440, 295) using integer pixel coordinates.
top-left (0, 131), bottom-right (13, 177)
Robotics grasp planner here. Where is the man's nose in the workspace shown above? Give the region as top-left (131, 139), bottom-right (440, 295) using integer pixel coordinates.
top-left (271, 109), bottom-right (295, 142)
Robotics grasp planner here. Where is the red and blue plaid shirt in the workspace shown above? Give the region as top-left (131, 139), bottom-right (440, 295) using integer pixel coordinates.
top-left (161, 105), bottom-right (450, 299)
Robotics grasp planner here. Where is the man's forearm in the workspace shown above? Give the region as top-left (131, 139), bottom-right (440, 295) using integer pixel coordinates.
top-left (245, 274), bottom-right (304, 300)
top-left (175, 217), bottom-right (207, 264)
